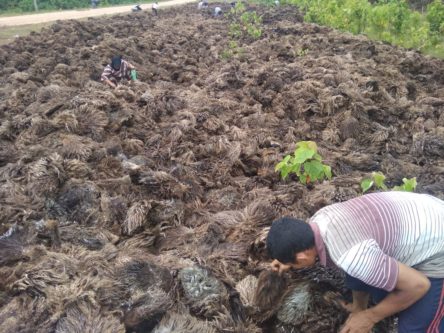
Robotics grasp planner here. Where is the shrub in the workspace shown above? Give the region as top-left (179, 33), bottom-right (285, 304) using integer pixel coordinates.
top-left (285, 0), bottom-right (444, 58)
top-left (427, 0), bottom-right (444, 34)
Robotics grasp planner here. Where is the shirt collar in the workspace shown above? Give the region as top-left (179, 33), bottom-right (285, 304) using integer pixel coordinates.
top-left (310, 221), bottom-right (327, 266)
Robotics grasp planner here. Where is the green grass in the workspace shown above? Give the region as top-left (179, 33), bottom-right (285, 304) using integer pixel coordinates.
top-left (0, 23), bottom-right (51, 45)
top-left (0, 9), bottom-right (67, 17)
top-left (424, 45), bottom-right (444, 58)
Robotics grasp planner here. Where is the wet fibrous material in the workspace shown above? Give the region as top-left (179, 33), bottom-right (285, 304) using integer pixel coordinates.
top-left (0, 2), bottom-right (442, 332)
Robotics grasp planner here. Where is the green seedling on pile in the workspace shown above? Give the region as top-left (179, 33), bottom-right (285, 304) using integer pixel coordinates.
top-left (275, 141), bottom-right (332, 185)
top-left (361, 172), bottom-right (417, 193)
top-left (227, 2), bottom-right (263, 40)
top-left (296, 48), bottom-right (309, 57)
top-left (392, 177), bottom-right (417, 192)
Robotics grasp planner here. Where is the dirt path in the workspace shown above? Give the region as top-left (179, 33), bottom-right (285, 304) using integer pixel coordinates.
top-left (0, 0), bottom-right (195, 27)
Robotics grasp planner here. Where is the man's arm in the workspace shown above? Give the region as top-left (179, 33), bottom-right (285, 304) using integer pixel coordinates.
top-left (340, 262), bottom-right (430, 333)
top-left (342, 291), bottom-right (369, 313)
top-left (122, 60), bottom-right (136, 81)
top-left (101, 65), bottom-right (117, 88)
top-left (103, 78), bottom-right (117, 88)
top-left (366, 262), bottom-right (430, 321)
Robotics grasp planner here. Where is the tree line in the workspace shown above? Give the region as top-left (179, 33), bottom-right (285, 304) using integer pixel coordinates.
top-left (0, 0), bottom-right (140, 12)
top-left (2, 0), bottom-right (438, 13)
top-left (285, 0), bottom-right (444, 57)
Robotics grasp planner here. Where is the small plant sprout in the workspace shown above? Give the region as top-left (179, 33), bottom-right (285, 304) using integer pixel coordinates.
top-left (275, 141), bottom-right (332, 185)
top-left (361, 171), bottom-right (387, 193)
top-left (392, 177), bottom-right (417, 192)
top-left (227, 2), bottom-right (263, 40)
top-left (296, 48), bottom-right (309, 57)
top-left (222, 3), bottom-right (262, 60)
top-left (361, 172), bottom-right (417, 193)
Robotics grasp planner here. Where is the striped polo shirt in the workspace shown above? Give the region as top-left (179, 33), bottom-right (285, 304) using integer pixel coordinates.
top-left (309, 192), bottom-right (444, 291)
top-left (101, 59), bottom-right (132, 82)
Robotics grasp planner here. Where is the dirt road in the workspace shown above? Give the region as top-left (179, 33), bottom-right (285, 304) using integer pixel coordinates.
top-left (0, 0), bottom-right (195, 27)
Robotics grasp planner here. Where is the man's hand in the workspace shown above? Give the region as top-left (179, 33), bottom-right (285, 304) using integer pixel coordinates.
top-left (271, 259), bottom-right (291, 275)
top-left (104, 79), bottom-right (117, 89)
top-left (340, 310), bottom-right (376, 333)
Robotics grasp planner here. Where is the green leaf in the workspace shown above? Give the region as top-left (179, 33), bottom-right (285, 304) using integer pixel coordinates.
top-left (296, 141), bottom-right (318, 152)
top-left (402, 177), bottom-right (417, 192)
top-left (294, 146), bottom-right (316, 164)
top-left (372, 172), bottom-right (387, 190)
top-left (306, 141), bottom-right (318, 152)
top-left (290, 162), bottom-right (302, 176)
top-left (313, 153), bottom-right (323, 161)
top-left (323, 165), bottom-right (332, 179)
top-left (361, 179), bottom-right (374, 193)
top-left (393, 177), bottom-right (417, 192)
top-left (299, 174), bottom-right (308, 184)
top-left (392, 185), bottom-right (403, 191)
top-left (281, 168), bottom-right (290, 179)
top-left (304, 160), bottom-right (325, 181)
top-left (275, 155), bottom-right (291, 172)
top-left (275, 161), bottom-right (285, 172)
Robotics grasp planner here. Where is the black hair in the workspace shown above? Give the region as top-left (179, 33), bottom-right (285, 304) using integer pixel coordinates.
top-left (111, 55), bottom-right (122, 70)
top-left (266, 217), bottom-right (315, 264)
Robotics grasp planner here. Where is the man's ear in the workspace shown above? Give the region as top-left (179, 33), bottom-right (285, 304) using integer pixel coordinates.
top-left (295, 251), bottom-right (309, 261)
top-left (295, 247), bottom-right (317, 262)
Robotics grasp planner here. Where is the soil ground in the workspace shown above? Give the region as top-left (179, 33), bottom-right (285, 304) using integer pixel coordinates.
top-left (0, 3), bottom-right (443, 332)
top-left (0, 23), bottom-right (52, 45)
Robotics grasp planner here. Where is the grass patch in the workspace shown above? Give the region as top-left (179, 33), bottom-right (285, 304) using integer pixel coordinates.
top-left (0, 23), bottom-right (51, 45)
top-left (424, 45), bottom-right (444, 58)
top-left (0, 9), bottom-right (65, 17)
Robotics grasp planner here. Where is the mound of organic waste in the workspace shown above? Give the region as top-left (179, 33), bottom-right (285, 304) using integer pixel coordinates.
top-left (0, 3), bottom-right (443, 332)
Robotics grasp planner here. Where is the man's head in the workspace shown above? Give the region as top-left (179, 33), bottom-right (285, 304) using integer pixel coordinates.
top-left (111, 56), bottom-right (122, 70)
top-left (266, 217), bottom-right (317, 271)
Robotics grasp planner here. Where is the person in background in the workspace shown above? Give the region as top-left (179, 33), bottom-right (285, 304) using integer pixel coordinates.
top-left (266, 192), bottom-right (444, 333)
top-left (132, 4), bottom-right (142, 12)
top-left (198, 1), bottom-right (204, 10)
top-left (101, 56), bottom-right (137, 89)
top-left (152, 1), bottom-right (159, 15)
top-left (214, 6), bottom-right (223, 16)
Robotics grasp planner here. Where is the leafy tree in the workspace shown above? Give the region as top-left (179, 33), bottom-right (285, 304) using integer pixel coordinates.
top-left (0, 0), bottom-right (138, 11)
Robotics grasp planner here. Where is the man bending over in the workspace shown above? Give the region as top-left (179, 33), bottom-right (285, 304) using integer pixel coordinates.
top-left (267, 192), bottom-right (444, 333)
top-left (101, 55), bottom-right (136, 89)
